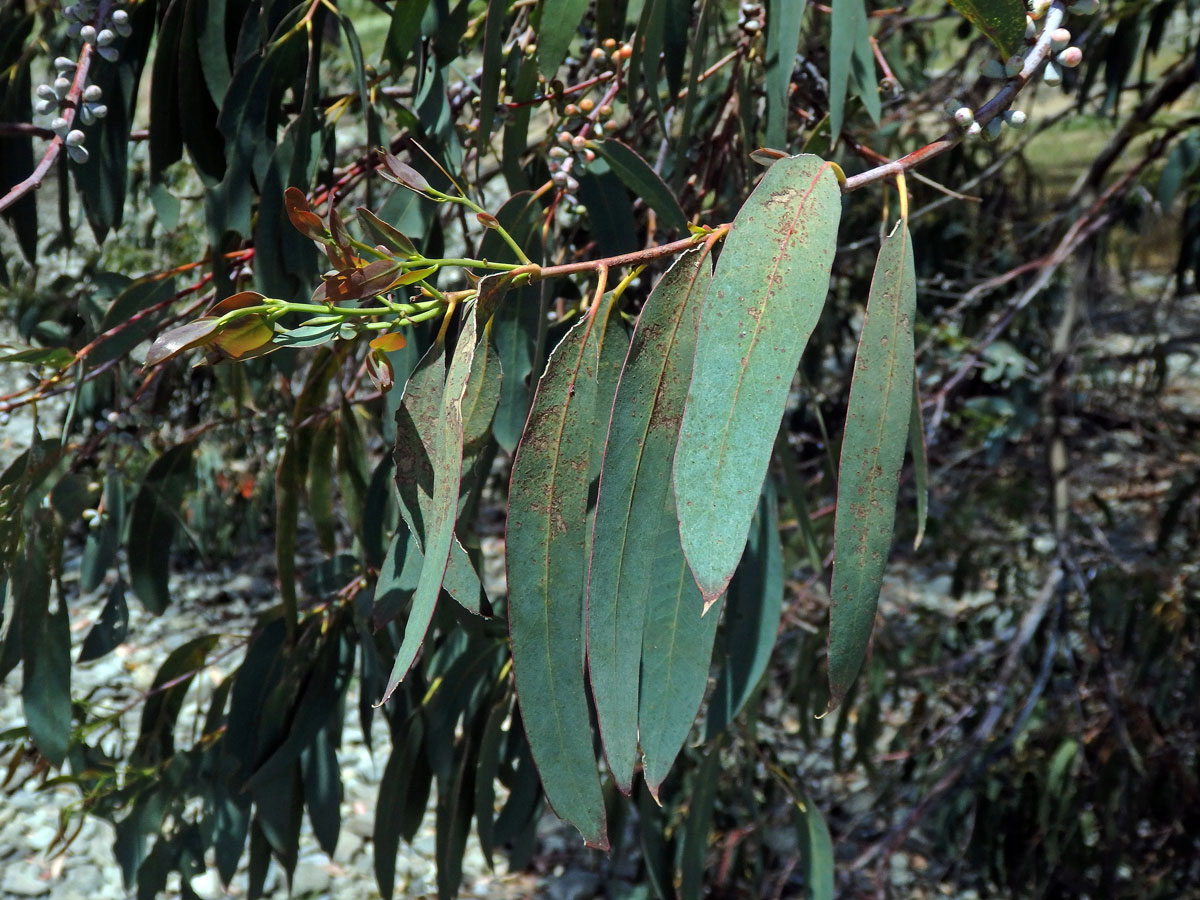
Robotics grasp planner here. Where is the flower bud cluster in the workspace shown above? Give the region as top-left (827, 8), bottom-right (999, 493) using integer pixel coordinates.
top-left (33, 2), bottom-right (132, 163)
top-left (945, 97), bottom-right (1027, 142)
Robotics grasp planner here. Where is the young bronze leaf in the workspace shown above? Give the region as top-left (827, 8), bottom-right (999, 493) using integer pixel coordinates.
top-left (378, 150), bottom-right (432, 194)
top-left (506, 293), bottom-right (624, 850)
top-left (356, 206), bottom-right (417, 257)
top-left (827, 219), bottom-right (916, 711)
top-left (587, 249), bottom-right (711, 793)
top-left (284, 186), bottom-right (326, 240)
top-left (674, 154), bottom-right (841, 607)
top-left (144, 317), bottom-right (223, 368)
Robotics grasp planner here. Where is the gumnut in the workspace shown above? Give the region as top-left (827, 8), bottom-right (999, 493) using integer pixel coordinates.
top-left (34, 98), bottom-right (56, 115)
top-left (97, 28), bottom-right (115, 46)
top-left (980, 58), bottom-right (1007, 79)
top-left (53, 76), bottom-right (72, 98)
top-left (1043, 61), bottom-right (1062, 85)
top-left (80, 24), bottom-right (97, 43)
top-left (953, 107), bottom-right (975, 128)
top-left (966, 121), bottom-right (983, 139)
top-left (51, 116), bottom-right (69, 135)
top-left (1057, 47), bottom-right (1083, 68)
top-left (1003, 109), bottom-right (1027, 127)
top-left (1005, 55), bottom-right (1024, 77)
top-left (1050, 27), bottom-right (1071, 50)
top-left (54, 56), bottom-right (76, 72)
top-left (36, 84), bottom-right (56, 99)
top-left (65, 129), bottom-right (86, 146)
top-left (83, 84), bottom-right (103, 101)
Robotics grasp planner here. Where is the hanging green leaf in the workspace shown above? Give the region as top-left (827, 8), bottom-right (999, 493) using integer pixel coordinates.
top-left (128, 444), bottom-right (194, 615)
top-left (797, 789), bottom-right (835, 900)
top-left (506, 293), bottom-right (624, 850)
top-left (674, 154), bottom-right (841, 607)
top-left (382, 304), bottom-right (498, 702)
top-left (765, 0), bottom-right (805, 150)
top-left (538, 0), bottom-right (590, 77)
top-left (828, 0), bottom-right (879, 140)
top-left (18, 530), bottom-right (70, 767)
top-left (827, 219), bottom-right (916, 711)
top-left (909, 380), bottom-right (929, 550)
top-left (588, 249), bottom-right (711, 793)
top-left (705, 480), bottom-right (784, 739)
top-left (590, 140), bottom-right (689, 233)
top-left (947, 0), bottom-right (1028, 58)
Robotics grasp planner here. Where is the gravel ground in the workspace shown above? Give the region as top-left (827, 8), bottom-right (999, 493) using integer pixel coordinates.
top-left (0, 561), bottom-right (563, 900)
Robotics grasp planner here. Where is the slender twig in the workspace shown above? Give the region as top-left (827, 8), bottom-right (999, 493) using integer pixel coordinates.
top-left (0, 0), bottom-right (113, 215)
top-left (842, 3), bottom-right (1067, 194)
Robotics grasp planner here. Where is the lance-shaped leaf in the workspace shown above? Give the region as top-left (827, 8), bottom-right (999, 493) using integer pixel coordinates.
top-left (639, 547), bottom-right (722, 800)
top-left (827, 219), bottom-right (916, 711)
top-left (381, 304), bottom-right (497, 702)
top-left (587, 249), bottom-right (710, 793)
top-left (356, 206), bottom-right (417, 257)
top-left (591, 140), bottom-right (689, 234)
top-left (674, 154), bottom-right (841, 607)
top-left (705, 480), bottom-right (784, 739)
top-left (948, 0), bottom-right (1027, 58)
top-left (538, 0), bottom-right (590, 77)
top-left (284, 186), bottom-right (326, 240)
top-left (829, 0), bottom-right (879, 140)
top-left (392, 339), bottom-right (484, 613)
top-left (506, 294), bottom-right (623, 850)
top-left (909, 380), bottom-right (929, 550)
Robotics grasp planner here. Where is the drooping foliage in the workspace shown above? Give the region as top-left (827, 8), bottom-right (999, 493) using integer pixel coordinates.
top-left (2, 0), bottom-right (1199, 898)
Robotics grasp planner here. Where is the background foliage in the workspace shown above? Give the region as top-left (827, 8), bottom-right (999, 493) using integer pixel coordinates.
top-left (2, 0), bottom-right (1199, 897)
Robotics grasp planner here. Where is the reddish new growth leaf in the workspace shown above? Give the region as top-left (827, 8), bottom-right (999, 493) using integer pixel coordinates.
top-left (377, 149), bottom-right (432, 194)
top-left (284, 187), bottom-right (327, 241)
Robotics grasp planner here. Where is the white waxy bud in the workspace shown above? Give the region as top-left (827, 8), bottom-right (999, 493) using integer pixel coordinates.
top-left (565, 175), bottom-right (580, 192)
top-left (1057, 47), bottom-right (1083, 68)
top-left (1026, 16), bottom-right (1037, 40)
top-left (67, 144), bottom-right (89, 164)
top-left (36, 83), bottom-right (57, 99)
top-left (83, 84), bottom-right (103, 101)
top-left (549, 146), bottom-right (569, 159)
top-left (97, 29), bottom-right (115, 46)
top-left (1050, 27), bottom-right (1071, 50)
top-left (1043, 61), bottom-right (1062, 86)
top-left (571, 134), bottom-right (587, 149)
top-left (55, 56), bottom-right (77, 72)
top-left (51, 116), bottom-right (70, 135)
top-left (1068, 0), bottom-right (1099, 14)
top-left (1003, 109), bottom-right (1027, 127)
top-left (584, 148), bottom-right (595, 163)
top-left (552, 170), bottom-right (569, 186)
top-left (966, 121), bottom-right (983, 139)
top-left (80, 24), bottom-right (97, 43)
top-left (79, 105), bottom-right (95, 125)
top-left (34, 98), bottom-right (57, 115)
top-left (980, 58), bottom-right (1007, 79)
top-left (557, 131), bottom-right (573, 145)
top-left (65, 129), bottom-right (86, 147)
top-left (97, 46), bottom-right (120, 61)
top-left (82, 508), bottom-right (99, 522)
top-left (953, 107), bottom-right (975, 128)
top-left (1004, 55), bottom-right (1024, 77)
top-left (88, 103), bottom-right (108, 119)
top-left (114, 20), bottom-right (133, 37)
top-left (53, 76), bottom-right (72, 98)
top-left (112, 9), bottom-right (129, 25)
top-left (984, 118), bottom-right (1004, 140)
